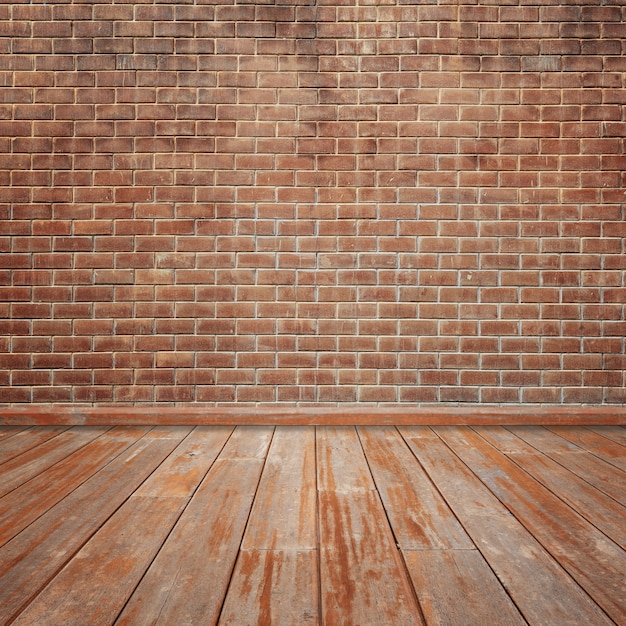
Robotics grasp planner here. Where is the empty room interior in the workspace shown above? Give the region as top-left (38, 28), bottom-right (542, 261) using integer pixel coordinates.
top-left (0, 0), bottom-right (625, 623)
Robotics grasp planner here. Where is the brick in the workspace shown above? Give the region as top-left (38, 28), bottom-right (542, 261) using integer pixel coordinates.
top-left (1, 3), bottom-right (623, 408)
top-left (12, 370), bottom-right (52, 386)
top-left (441, 387), bottom-right (480, 403)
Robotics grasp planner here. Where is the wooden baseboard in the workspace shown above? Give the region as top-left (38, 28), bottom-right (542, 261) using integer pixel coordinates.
top-left (1, 405), bottom-right (625, 426)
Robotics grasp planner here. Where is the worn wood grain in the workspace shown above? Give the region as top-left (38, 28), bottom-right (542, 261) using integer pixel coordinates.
top-left (0, 427), bottom-right (145, 547)
top-left (0, 426), bottom-right (108, 498)
top-left (134, 425), bottom-right (232, 498)
top-left (0, 426), bottom-right (69, 464)
top-left (219, 550), bottom-right (319, 625)
top-left (548, 425), bottom-right (626, 472)
top-left (438, 426), bottom-right (626, 624)
top-left (319, 489), bottom-right (424, 626)
top-left (219, 424), bottom-right (275, 458)
top-left (587, 425), bottom-right (626, 446)
top-left (357, 426), bottom-right (473, 550)
top-left (473, 425), bottom-right (533, 454)
top-left (317, 426), bottom-right (375, 492)
top-left (139, 425), bottom-right (195, 440)
top-left (3, 405), bottom-right (626, 426)
top-left (505, 425), bottom-right (582, 453)
top-left (12, 496), bottom-right (187, 626)
top-left (0, 426), bottom-right (28, 441)
top-left (477, 426), bottom-right (626, 548)
top-left (318, 426), bottom-right (422, 625)
top-left (0, 430), bottom-right (184, 625)
top-left (403, 549), bottom-right (526, 626)
top-left (509, 426), bottom-right (626, 506)
top-left (115, 427), bottom-right (273, 626)
top-left (1, 425), bottom-right (623, 624)
top-left (242, 426), bottom-right (316, 550)
top-left (401, 427), bottom-right (613, 625)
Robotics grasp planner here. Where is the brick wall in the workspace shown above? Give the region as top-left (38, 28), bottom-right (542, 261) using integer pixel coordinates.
top-left (1, 0), bottom-right (625, 406)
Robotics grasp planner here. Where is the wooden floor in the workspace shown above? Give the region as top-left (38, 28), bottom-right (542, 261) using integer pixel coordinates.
top-left (0, 425), bottom-right (624, 625)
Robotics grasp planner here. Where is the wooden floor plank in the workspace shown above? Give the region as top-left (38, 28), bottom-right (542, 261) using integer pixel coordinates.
top-left (317, 426), bottom-right (376, 492)
top-left (0, 426), bottom-right (109, 498)
top-left (11, 496), bottom-right (187, 626)
top-left (438, 426), bottom-right (626, 624)
top-left (134, 425), bottom-right (233, 498)
top-left (218, 550), bottom-right (319, 625)
top-left (357, 425), bottom-right (473, 550)
top-left (547, 426), bottom-right (626, 472)
top-left (0, 428), bottom-right (186, 625)
top-left (220, 427), bottom-right (318, 623)
top-left (0, 427), bottom-right (148, 547)
top-left (400, 427), bottom-right (613, 625)
top-left (11, 427), bottom-right (204, 625)
top-left (505, 426), bottom-right (582, 453)
top-left (242, 426), bottom-right (316, 550)
top-left (478, 426), bottom-right (626, 548)
top-left (218, 424), bottom-right (274, 459)
top-left (2, 424), bottom-right (624, 625)
top-left (0, 426), bottom-right (69, 464)
top-left (318, 489), bottom-right (425, 626)
top-left (402, 549), bottom-right (526, 626)
top-left (317, 426), bottom-right (424, 625)
top-left (0, 426), bottom-right (29, 441)
top-left (586, 426), bottom-right (626, 446)
top-left (115, 426), bottom-right (274, 626)
top-left (507, 426), bottom-right (626, 506)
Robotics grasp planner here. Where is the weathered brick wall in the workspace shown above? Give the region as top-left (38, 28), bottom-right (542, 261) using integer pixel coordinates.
top-left (1, 0), bottom-right (625, 405)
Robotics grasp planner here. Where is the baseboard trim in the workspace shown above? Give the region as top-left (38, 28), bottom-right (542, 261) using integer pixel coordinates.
top-left (1, 405), bottom-right (625, 426)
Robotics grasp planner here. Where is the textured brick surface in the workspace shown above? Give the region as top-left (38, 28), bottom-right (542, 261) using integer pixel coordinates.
top-left (1, 0), bottom-right (625, 406)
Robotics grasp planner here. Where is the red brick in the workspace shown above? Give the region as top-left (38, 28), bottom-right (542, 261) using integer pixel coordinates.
top-left (11, 367), bottom-right (52, 385)
top-left (112, 386), bottom-right (153, 402)
top-left (440, 387), bottom-right (480, 403)
top-left (1, 4), bottom-right (623, 407)
top-left (157, 386), bottom-right (195, 402)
